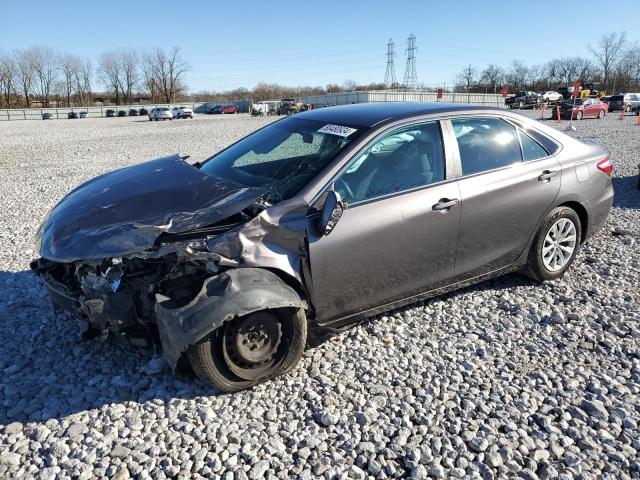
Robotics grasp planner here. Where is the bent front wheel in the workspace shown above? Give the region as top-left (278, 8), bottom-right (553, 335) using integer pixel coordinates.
top-left (187, 308), bottom-right (307, 392)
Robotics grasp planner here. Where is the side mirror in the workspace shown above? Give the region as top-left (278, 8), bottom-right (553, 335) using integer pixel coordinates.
top-left (318, 190), bottom-right (344, 236)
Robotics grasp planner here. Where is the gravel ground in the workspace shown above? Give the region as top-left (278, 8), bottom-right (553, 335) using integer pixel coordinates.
top-left (0, 111), bottom-right (639, 479)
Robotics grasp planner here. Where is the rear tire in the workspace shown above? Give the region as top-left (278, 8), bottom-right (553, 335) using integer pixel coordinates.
top-left (576, 110), bottom-right (583, 120)
top-left (598, 109), bottom-right (605, 119)
top-left (522, 207), bottom-right (582, 282)
top-left (188, 308), bottom-right (307, 392)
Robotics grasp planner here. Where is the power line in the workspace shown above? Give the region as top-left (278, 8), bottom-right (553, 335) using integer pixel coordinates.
top-left (403, 33), bottom-right (418, 89)
top-left (384, 38), bottom-right (396, 87)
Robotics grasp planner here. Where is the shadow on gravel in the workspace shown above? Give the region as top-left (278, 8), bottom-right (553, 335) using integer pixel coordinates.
top-left (309, 272), bottom-right (536, 348)
top-left (612, 176), bottom-right (640, 209)
top-left (0, 270), bottom-right (217, 425)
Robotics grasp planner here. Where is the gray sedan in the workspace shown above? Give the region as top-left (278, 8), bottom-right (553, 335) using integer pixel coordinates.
top-left (32, 103), bottom-right (613, 391)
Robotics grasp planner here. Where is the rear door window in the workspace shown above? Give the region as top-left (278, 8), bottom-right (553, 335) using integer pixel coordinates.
top-left (518, 129), bottom-right (548, 161)
top-left (451, 117), bottom-right (522, 176)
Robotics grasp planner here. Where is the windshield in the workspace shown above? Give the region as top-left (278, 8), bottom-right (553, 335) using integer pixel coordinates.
top-left (200, 117), bottom-right (361, 202)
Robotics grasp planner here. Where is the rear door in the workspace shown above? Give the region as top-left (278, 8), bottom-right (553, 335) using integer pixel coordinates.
top-left (448, 116), bottom-right (561, 281)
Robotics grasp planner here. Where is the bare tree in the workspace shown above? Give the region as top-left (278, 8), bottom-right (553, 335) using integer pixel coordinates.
top-left (590, 32), bottom-right (628, 90)
top-left (141, 51), bottom-right (158, 102)
top-left (479, 64), bottom-right (503, 93)
top-left (60, 53), bottom-right (81, 107)
top-left (75, 58), bottom-right (93, 106)
top-left (455, 65), bottom-right (476, 92)
top-left (98, 50), bottom-right (122, 104)
top-left (31, 46), bottom-right (59, 107)
top-left (15, 49), bottom-right (35, 107)
top-left (0, 53), bottom-right (17, 108)
top-left (342, 79), bottom-right (357, 92)
top-left (148, 46), bottom-right (190, 103)
top-left (119, 49), bottom-right (138, 104)
top-left (506, 61), bottom-right (529, 91)
top-left (623, 43), bottom-right (640, 90)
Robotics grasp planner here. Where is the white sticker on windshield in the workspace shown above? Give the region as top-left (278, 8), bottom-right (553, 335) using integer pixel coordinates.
top-left (317, 124), bottom-right (357, 137)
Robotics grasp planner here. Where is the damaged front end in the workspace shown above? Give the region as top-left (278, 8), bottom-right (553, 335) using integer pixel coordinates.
top-left (31, 198), bottom-right (311, 369)
top-left (30, 154), bottom-right (313, 368)
top-left (30, 237), bottom-right (229, 349)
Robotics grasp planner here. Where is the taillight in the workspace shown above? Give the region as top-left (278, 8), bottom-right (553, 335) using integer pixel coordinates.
top-left (596, 156), bottom-right (613, 175)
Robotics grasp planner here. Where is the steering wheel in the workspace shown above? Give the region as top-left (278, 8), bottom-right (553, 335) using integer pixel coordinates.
top-left (335, 177), bottom-right (354, 200)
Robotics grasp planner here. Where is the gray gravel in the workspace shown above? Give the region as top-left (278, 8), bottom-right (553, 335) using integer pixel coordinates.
top-left (1, 111), bottom-right (639, 479)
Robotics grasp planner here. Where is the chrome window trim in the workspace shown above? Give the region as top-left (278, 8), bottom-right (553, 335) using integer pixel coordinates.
top-left (445, 114), bottom-right (564, 180)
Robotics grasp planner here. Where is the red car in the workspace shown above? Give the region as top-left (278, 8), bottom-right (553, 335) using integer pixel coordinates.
top-left (558, 97), bottom-right (608, 120)
top-left (207, 104), bottom-right (239, 114)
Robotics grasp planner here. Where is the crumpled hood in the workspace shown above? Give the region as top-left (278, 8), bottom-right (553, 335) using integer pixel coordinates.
top-left (36, 155), bottom-right (265, 261)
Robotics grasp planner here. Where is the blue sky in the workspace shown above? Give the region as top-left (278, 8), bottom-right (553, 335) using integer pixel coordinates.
top-left (1, 0), bottom-right (638, 92)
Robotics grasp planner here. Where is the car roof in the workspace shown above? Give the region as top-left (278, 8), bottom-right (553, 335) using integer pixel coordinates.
top-left (294, 102), bottom-right (502, 128)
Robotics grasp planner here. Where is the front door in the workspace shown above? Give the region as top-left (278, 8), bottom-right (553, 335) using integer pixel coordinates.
top-left (449, 116), bottom-right (561, 280)
top-left (307, 120), bottom-right (460, 324)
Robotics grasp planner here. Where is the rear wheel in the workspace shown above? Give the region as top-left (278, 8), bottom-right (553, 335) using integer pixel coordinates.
top-left (188, 309), bottom-right (307, 392)
top-left (522, 207), bottom-right (581, 282)
top-left (598, 109), bottom-right (605, 119)
top-left (576, 110), bottom-right (583, 120)
top-left (519, 100), bottom-right (525, 109)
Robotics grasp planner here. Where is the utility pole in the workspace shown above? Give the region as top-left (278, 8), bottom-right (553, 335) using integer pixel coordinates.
top-left (384, 38), bottom-right (396, 88)
top-left (403, 33), bottom-right (418, 90)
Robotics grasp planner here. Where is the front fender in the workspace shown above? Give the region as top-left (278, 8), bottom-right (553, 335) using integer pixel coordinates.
top-left (155, 268), bottom-right (307, 368)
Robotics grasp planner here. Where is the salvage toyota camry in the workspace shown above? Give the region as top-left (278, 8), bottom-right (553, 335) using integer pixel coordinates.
top-left (31, 103), bottom-right (613, 391)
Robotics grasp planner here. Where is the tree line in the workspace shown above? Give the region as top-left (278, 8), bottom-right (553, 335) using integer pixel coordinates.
top-left (454, 32), bottom-right (640, 94)
top-left (0, 46), bottom-right (189, 108)
top-left (2, 32), bottom-right (639, 109)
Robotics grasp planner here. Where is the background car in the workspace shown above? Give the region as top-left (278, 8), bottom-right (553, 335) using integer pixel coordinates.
top-left (67, 111), bottom-right (78, 119)
top-left (79, 111), bottom-right (88, 119)
top-left (105, 109), bottom-right (116, 117)
top-left (559, 97), bottom-right (608, 120)
top-left (148, 107), bottom-right (173, 121)
top-left (207, 104), bottom-right (238, 114)
top-left (605, 95), bottom-right (625, 111)
top-left (139, 107), bottom-right (149, 116)
top-left (41, 112), bottom-right (52, 120)
top-left (171, 106), bottom-right (193, 119)
top-left (541, 91), bottom-right (564, 102)
top-left (623, 93), bottom-right (640, 111)
top-left (117, 110), bottom-right (127, 117)
top-left (505, 91), bottom-right (540, 109)
top-left (128, 108), bottom-right (139, 116)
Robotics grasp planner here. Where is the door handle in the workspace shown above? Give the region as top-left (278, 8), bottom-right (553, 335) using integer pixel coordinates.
top-left (538, 170), bottom-right (559, 182)
top-left (432, 198), bottom-right (459, 212)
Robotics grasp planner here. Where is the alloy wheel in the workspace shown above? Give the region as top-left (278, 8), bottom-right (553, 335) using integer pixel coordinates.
top-left (542, 218), bottom-right (577, 272)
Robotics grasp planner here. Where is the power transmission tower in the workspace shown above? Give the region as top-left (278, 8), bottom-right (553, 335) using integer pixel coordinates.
top-left (384, 38), bottom-right (396, 88)
top-left (403, 33), bottom-right (418, 90)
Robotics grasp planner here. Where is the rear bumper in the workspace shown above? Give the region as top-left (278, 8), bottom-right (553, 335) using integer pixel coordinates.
top-left (583, 183), bottom-right (614, 241)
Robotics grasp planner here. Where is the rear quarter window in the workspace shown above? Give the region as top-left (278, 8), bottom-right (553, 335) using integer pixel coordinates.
top-left (452, 117), bottom-right (522, 176)
top-left (518, 130), bottom-right (548, 161)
